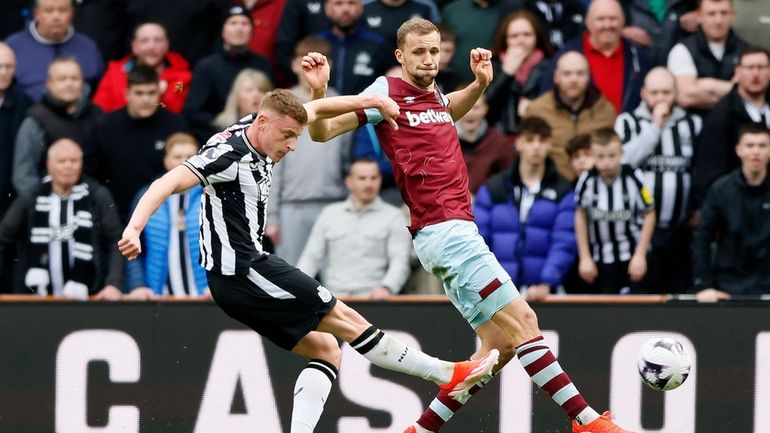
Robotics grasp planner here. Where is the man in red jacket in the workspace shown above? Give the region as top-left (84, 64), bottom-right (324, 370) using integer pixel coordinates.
top-left (92, 21), bottom-right (192, 113)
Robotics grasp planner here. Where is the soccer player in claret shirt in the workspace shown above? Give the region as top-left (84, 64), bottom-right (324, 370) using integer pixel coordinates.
top-left (305, 18), bottom-right (634, 433)
top-left (118, 88), bottom-right (499, 433)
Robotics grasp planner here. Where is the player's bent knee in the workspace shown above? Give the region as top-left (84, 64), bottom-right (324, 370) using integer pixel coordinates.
top-left (297, 332), bottom-right (342, 366)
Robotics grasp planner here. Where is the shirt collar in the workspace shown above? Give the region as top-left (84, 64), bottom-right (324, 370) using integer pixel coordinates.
top-left (344, 196), bottom-right (384, 212)
top-left (583, 32), bottom-right (623, 58)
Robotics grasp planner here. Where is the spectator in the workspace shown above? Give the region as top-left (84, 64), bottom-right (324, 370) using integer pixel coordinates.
top-left (541, 0), bottom-right (652, 114)
top-left (442, 0), bottom-right (506, 82)
top-left (92, 21), bottom-right (192, 114)
top-left (474, 116), bottom-right (576, 301)
top-left (362, 0), bottom-right (433, 48)
top-left (497, 0), bottom-right (586, 51)
top-left (317, 0), bottom-right (393, 95)
top-left (0, 42), bottom-right (33, 220)
top-left (622, 0), bottom-right (698, 66)
top-left (434, 24), bottom-right (463, 93)
top-left (6, 0), bottom-right (104, 101)
top-left (212, 69), bottom-right (274, 132)
top-left (733, 0), bottom-right (770, 51)
top-left (184, 6), bottom-right (273, 141)
top-left (266, 37), bottom-right (351, 265)
top-left (692, 124), bottom-right (770, 301)
top-left (486, 10), bottom-right (553, 135)
top-left (616, 66), bottom-right (702, 293)
top-left (457, 94), bottom-right (514, 194)
top-left (667, 0), bottom-right (748, 111)
top-left (297, 158), bottom-right (411, 298)
top-left (527, 51), bottom-right (616, 180)
top-left (574, 128), bottom-right (656, 294)
top-left (85, 65), bottom-right (186, 222)
top-left (566, 133), bottom-right (594, 180)
top-left (0, 138), bottom-right (123, 299)
top-left (244, 0), bottom-right (287, 68)
top-left (124, 132), bottom-right (208, 300)
top-left (691, 46), bottom-right (770, 208)
top-left (275, 0), bottom-right (332, 85)
top-left (12, 57), bottom-right (102, 198)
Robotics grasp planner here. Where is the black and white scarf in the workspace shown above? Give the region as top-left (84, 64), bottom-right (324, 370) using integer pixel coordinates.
top-left (25, 181), bottom-right (95, 296)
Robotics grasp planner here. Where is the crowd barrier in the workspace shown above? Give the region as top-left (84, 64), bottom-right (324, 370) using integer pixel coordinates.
top-left (0, 295), bottom-right (767, 433)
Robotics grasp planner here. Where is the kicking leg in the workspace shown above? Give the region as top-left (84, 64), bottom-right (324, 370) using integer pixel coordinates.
top-left (317, 300), bottom-right (498, 389)
top-left (409, 321), bottom-right (515, 433)
top-left (288, 332), bottom-right (341, 433)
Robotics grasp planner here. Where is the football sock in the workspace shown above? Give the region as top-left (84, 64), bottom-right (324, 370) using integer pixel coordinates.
top-left (351, 326), bottom-right (453, 384)
top-left (290, 359), bottom-right (337, 433)
top-left (517, 335), bottom-right (599, 425)
top-left (415, 374), bottom-right (493, 432)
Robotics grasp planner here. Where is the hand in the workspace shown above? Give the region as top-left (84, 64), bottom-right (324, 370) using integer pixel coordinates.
top-left (501, 45), bottom-right (529, 76)
top-left (376, 95), bottom-right (400, 130)
top-left (118, 227), bottom-right (142, 260)
top-left (517, 97), bottom-right (531, 117)
top-left (93, 285), bottom-right (123, 301)
top-left (621, 26), bottom-right (652, 47)
top-left (651, 102), bottom-right (672, 126)
top-left (579, 257), bottom-right (598, 284)
top-left (470, 47), bottom-right (493, 87)
top-left (695, 288), bottom-right (731, 303)
top-left (301, 52), bottom-right (330, 91)
top-left (126, 287), bottom-right (155, 300)
top-left (368, 286), bottom-right (392, 300)
top-left (265, 223), bottom-right (281, 245)
top-left (679, 11), bottom-right (699, 33)
top-left (525, 284), bottom-right (551, 302)
top-left (628, 253), bottom-right (647, 283)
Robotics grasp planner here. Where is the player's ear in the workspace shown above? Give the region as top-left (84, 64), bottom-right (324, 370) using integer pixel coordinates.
top-left (395, 49), bottom-right (404, 65)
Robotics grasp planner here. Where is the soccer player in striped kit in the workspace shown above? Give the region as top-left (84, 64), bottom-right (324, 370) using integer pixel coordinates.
top-left (305, 17), bottom-right (633, 433)
top-left (119, 88), bottom-right (499, 433)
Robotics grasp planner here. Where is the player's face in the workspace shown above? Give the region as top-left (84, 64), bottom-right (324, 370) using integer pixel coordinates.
top-left (237, 78), bottom-right (268, 116)
top-left (222, 16), bottom-right (252, 48)
top-left (126, 83), bottom-right (161, 119)
top-left (592, 140), bottom-right (623, 181)
top-left (736, 132), bottom-right (770, 174)
top-left (516, 133), bottom-right (550, 166)
top-left (132, 23), bottom-right (169, 68)
top-left (736, 53), bottom-right (770, 97)
top-left (46, 61), bottom-right (83, 105)
top-left (164, 142), bottom-right (199, 171)
top-left (0, 46), bottom-right (16, 92)
top-left (47, 140), bottom-right (83, 189)
top-left (34, 0), bottom-right (73, 41)
top-left (397, 31), bottom-right (441, 89)
top-left (570, 148), bottom-right (595, 178)
top-left (506, 18), bottom-right (537, 54)
top-left (345, 161), bottom-right (381, 204)
top-left (698, 0), bottom-right (734, 42)
top-left (256, 113), bottom-right (303, 162)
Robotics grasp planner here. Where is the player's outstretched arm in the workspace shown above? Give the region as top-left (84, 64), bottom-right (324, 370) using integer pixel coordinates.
top-left (304, 94), bottom-right (399, 141)
top-left (118, 165), bottom-right (200, 260)
top-left (446, 47), bottom-right (494, 121)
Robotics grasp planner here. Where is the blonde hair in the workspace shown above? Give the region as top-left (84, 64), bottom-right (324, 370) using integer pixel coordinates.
top-left (259, 89), bottom-right (308, 125)
top-left (396, 18), bottom-right (439, 50)
top-left (213, 69), bottom-right (274, 129)
top-left (164, 132), bottom-right (199, 155)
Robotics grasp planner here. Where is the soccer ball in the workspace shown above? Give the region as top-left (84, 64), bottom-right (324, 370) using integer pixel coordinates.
top-left (637, 337), bottom-right (691, 391)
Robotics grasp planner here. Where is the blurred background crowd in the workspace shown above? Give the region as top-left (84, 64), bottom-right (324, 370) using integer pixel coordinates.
top-left (0, 0), bottom-right (768, 302)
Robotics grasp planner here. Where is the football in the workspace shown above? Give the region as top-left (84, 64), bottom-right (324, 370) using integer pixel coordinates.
top-left (637, 337), bottom-right (691, 391)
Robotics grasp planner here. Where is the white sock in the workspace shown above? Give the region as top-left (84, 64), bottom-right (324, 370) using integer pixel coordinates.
top-left (350, 326), bottom-right (454, 384)
top-left (290, 359), bottom-right (337, 433)
top-left (575, 406), bottom-right (601, 425)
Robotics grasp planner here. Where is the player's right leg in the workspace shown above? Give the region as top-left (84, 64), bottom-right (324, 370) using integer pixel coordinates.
top-left (289, 332), bottom-right (342, 433)
top-left (317, 300), bottom-right (499, 393)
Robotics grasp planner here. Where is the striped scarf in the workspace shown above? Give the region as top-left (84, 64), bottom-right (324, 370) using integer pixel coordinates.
top-left (26, 181), bottom-right (95, 296)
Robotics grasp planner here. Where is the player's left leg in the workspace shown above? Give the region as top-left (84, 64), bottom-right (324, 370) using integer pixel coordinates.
top-left (289, 332), bottom-right (342, 433)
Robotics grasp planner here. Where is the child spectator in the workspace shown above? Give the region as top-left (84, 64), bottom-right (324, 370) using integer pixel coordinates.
top-left (574, 128), bottom-right (656, 294)
top-left (566, 133), bottom-right (594, 181)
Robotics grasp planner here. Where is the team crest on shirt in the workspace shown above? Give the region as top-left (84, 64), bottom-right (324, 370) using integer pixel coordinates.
top-left (366, 16), bottom-right (382, 27)
top-left (317, 286), bottom-right (333, 303)
top-left (353, 53), bottom-right (374, 76)
top-left (404, 96), bottom-right (416, 104)
top-left (307, 2), bottom-right (321, 13)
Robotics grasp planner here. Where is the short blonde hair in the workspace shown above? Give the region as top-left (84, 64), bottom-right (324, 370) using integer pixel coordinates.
top-left (396, 18), bottom-right (439, 50)
top-left (164, 132), bottom-right (199, 155)
top-left (259, 89), bottom-right (308, 125)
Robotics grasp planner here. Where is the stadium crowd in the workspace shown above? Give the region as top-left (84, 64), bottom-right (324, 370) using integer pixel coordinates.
top-left (0, 0), bottom-right (769, 302)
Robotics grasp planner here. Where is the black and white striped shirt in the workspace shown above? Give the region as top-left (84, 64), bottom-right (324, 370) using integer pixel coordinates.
top-left (576, 165), bottom-right (655, 264)
top-left (183, 114), bottom-right (272, 276)
top-left (616, 105), bottom-right (701, 228)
